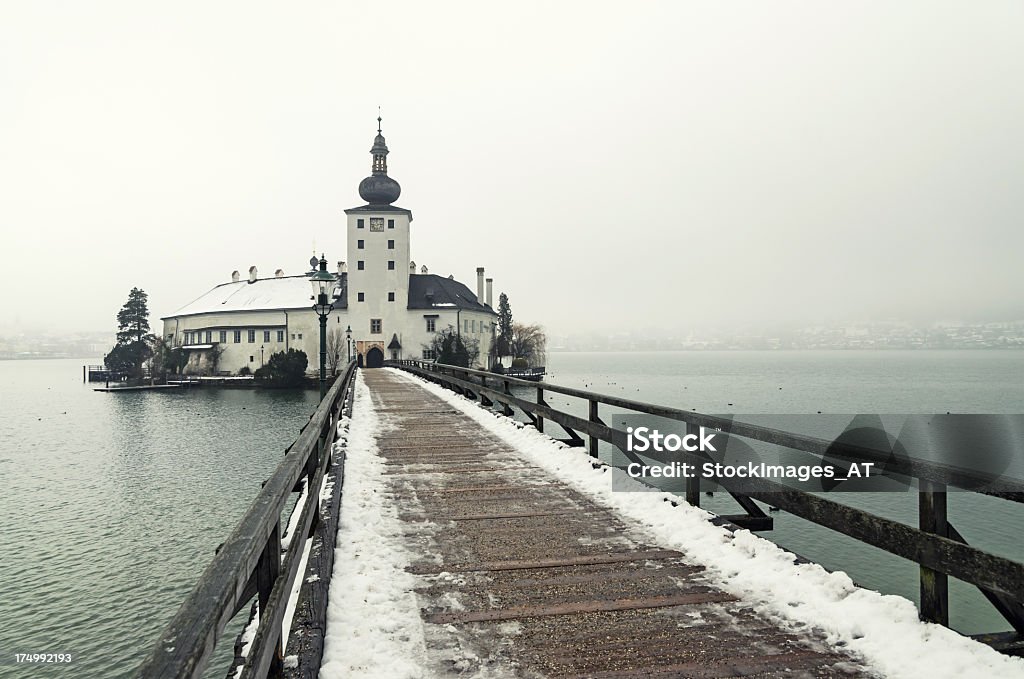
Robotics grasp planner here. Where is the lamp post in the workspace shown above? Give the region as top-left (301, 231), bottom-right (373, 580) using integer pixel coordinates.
top-left (345, 325), bottom-right (352, 363)
top-left (310, 254), bottom-right (338, 400)
top-left (260, 344), bottom-right (264, 367)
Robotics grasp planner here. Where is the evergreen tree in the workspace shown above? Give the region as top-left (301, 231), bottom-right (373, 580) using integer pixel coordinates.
top-left (106, 287), bottom-right (154, 378)
top-left (496, 293), bottom-right (513, 358)
top-left (426, 327), bottom-right (474, 367)
top-left (116, 287), bottom-right (152, 345)
top-left (254, 349), bottom-right (309, 387)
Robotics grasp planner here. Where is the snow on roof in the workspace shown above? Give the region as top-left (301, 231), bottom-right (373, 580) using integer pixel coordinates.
top-left (164, 275), bottom-right (321, 319)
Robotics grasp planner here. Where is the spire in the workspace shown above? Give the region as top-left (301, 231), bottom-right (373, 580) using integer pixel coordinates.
top-left (358, 114), bottom-right (402, 205)
top-left (371, 114), bottom-right (388, 175)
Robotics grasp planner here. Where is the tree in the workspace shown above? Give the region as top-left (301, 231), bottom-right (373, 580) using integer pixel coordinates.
top-left (254, 349), bottom-right (308, 387)
top-left (116, 287), bottom-right (152, 346)
top-left (511, 323), bottom-right (547, 367)
top-left (105, 287), bottom-right (154, 379)
top-left (496, 293), bottom-right (513, 359)
top-left (327, 327), bottom-right (346, 376)
top-left (425, 326), bottom-right (476, 367)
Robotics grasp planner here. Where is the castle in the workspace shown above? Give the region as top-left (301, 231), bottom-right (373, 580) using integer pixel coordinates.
top-left (160, 120), bottom-right (498, 372)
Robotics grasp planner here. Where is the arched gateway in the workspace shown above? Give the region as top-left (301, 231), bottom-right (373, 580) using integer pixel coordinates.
top-left (365, 347), bottom-right (385, 368)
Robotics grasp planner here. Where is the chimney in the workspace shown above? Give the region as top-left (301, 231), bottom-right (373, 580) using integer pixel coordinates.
top-left (275, 269), bottom-right (284, 278)
top-left (231, 270), bottom-right (240, 282)
top-left (486, 278), bottom-right (493, 308)
top-left (337, 261), bottom-right (347, 274)
top-left (409, 260), bottom-right (416, 274)
top-left (421, 264), bottom-right (428, 274)
top-left (476, 267), bottom-right (485, 303)
top-left (248, 266), bottom-right (258, 283)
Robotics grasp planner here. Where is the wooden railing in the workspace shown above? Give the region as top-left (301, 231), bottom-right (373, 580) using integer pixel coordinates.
top-left (135, 360), bottom-right (358, 679)
top-left (389, 359), bottom-right (1024, 654)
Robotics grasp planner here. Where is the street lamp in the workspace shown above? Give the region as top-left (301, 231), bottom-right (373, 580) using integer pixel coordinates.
top-left (345, 325), bottom-right (353, 363)
top-left (310, 254), bottom-right (338, 400)
top-left (260, 344), bottom-right (264, 367)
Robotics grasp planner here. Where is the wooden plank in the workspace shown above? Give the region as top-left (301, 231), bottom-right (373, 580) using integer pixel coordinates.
top-left (556, 651), bottom-right (835, 678)
top-left (408, 550), bottom-right (684, 575)
top-left (425, 592), bottom-right (737, 624)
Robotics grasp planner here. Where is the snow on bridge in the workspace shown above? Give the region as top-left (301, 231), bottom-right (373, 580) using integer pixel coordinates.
top-left (314, 368), bottom-right (1024, 679)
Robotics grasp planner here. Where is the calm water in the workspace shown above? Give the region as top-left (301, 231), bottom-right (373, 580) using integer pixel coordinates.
top-left (1, 352), bottom-right (1022, 678)
top-left (0, 359), bottom-right (319, 678)
top-left (541, 350), bottom-right (1024, 636)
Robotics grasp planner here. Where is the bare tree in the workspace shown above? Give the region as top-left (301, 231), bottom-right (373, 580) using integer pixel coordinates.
top-left (327, 326), bottom-right (346, 375)
top-left (511, 323), bottom-right (547, 367)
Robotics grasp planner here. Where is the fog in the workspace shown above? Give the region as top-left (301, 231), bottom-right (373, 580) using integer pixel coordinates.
top-left (2, 1), bottom-right (1022, 335)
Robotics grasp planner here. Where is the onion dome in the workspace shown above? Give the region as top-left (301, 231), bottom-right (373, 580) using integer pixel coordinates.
top-left (358, 116), bottom-right (402, 205)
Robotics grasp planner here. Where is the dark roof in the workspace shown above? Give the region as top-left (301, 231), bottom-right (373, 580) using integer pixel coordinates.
top-left (407, 274), bottom-right (496, 314)
top-left (332, 271), bottom-right (349, 310)
top-left (344, 204), bottom-right (413, 218)
top-left (387, 333), bottom-right (402, 349)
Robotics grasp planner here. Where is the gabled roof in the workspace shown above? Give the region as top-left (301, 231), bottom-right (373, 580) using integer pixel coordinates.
top-left (387, 333), bottom-right (402, 349)
top-left (408, 274), bottom-right (495, 314)
top-left (162, 273), bottom-right (348, 319)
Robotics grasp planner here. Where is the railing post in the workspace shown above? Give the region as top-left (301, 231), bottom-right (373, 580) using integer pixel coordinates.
top-left (588, 399), bottom-right (599, 458)
top-left (502, 379), bottom-right (513, 416)
top-left (256, 522), bottom-right (284, 677)
top-left (919, 480), bottom-right (949, 626)
top-left (685, 422), bottom-right (701, 506)
top-left (536, 387), bottom-right (544, 433)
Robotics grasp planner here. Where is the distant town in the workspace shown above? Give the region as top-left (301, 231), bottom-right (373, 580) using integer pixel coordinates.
top-left (3, 321), bottom-right (1024, 360)
top-left (548, 321), bottom-right (1024, 352)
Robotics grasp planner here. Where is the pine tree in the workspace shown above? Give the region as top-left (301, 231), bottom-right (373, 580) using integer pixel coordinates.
top-left (106, 287), bottom-right (154, 379)
top-left (496, 293), bottom-right (513, 358)
top-left (116, 287), bottom-right (152, 346)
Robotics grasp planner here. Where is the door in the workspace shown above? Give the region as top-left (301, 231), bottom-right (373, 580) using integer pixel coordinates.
top-left (366, 347), bottom-right (384, 368)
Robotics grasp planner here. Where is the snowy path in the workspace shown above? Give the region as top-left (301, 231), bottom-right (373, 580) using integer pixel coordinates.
top-left (314, 369), bottom-right (956, 678)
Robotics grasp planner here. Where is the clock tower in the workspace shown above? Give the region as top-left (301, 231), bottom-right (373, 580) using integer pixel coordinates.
top-left (343, 118), bottom-right (413, 359)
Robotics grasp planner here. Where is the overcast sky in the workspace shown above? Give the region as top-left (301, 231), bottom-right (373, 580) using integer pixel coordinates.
top-left (2, 1), bottom-right (1022, 335)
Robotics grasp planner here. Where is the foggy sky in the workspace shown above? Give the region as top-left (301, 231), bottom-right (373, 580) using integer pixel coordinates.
top-left (2, 1), bottom-right (1022, 335)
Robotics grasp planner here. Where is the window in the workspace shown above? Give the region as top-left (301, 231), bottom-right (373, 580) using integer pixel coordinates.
top-left (387, 239), bottom-right (394, 249)
top-left (184, 332), bottom-right (191, 344)
top-left (298, 333), bottom-right (303, 340)
top-left (167, 333), bottom-right (173, 340)
top-left (357, 261), bottom-right (364, 270)
top-left (387, 219), bottom-right (395, 229)
top-left (248, 330), bottom-right (256, 343)
top-left (422, 349), bottom-right (437, 360)
top-left (263, 330), bottom-right (271, 342)
top-left (220, 330), bottom-right (227, 343)
top-left (464, 319), bottom-right (469, 334)
top-left (205, 331), bottom-right (212, 343)
top-left (357, 239), bottom-right (364, 249)
top-left (291, 333), bottom-right (296, 340)
top-left (249, 355), bottom-right (254, 362)
top-left (388, 292), bottom-right (395, 302)
top-left (426, 318), bottom-right (436, 332)
top-left (387, 260), bottom-right (395, 270)
top-left (358, 292), bottom-right (365, 302)
top-left (357, 218), bottom-right (364, 229)
top-left (277, 330), bottom-right (284, 342)
top-left (234, 331), bottom-right (242, 343)
top-left (370, 319), bottom-right (382, 334)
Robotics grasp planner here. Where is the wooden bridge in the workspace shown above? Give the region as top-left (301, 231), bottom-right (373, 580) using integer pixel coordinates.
top-left (135, 362), bottom-right (1024, 679)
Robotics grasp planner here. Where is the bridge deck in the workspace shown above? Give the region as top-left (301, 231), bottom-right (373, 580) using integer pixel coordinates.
top-left (357, 369), bottom-right (869, 677)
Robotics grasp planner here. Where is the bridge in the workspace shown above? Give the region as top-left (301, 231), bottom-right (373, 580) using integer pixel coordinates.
top-left (136, 362), bottom-right (1024, 679)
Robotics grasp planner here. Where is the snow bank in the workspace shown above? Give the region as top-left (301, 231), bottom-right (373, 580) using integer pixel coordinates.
top-left (387, 368), bottom-right (1024, 679)
top-left (320, 372), bottom-right (429, 678)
